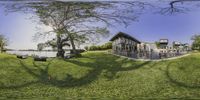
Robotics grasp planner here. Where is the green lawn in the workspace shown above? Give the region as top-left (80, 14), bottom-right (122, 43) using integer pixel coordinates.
top-left (0, 51), bottom-right (200, 99)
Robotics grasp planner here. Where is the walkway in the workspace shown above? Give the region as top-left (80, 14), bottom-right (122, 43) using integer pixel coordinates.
top-left (111, 53), bottom-right (191, 62)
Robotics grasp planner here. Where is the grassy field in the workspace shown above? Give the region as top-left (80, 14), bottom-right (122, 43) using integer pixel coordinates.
top-left (0, 51), bottom-right (200, 99)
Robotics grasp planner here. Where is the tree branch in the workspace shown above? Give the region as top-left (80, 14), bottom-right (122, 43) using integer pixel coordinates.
top-left (161, 0), bottom-right (200, 14)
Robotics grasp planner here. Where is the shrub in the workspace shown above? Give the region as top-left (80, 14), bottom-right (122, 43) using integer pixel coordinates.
top-left (85, 42), bottom-right (112, 51)
top-left (84, 46), bottom-right (89, 51)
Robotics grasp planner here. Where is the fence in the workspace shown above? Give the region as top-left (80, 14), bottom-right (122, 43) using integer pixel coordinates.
top-left (112, 50), bottom-right (188, 59)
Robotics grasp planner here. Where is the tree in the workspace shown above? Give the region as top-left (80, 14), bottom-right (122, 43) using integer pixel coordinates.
top-left (3, 0), bottom-right (200, 57)
top-left (160, 0), bottom-right (200, 14)
top-left (191, 34), bottom-right (200, 50)
top-left (37, 38), bottom-right (70, 51)
top-left (37, 43), bottom-right (46, 51)
top-left (2, 1), bottom-right (148, 58)
top-left (86, 42), bottom-right (112, 51)
top-left (155, 41), bottom-right (160, 49)
top-left (84, 46), bottom-right (89, 51)
top-left (0, 34), bottom-right (8, 53)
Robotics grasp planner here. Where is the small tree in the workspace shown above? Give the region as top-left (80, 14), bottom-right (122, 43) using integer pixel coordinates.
top-left (0, 34), bottom-right (8, 53)
top-left (191, 34), bottom-right (200, 50)
top-left (37, 43), bottom-right (46, 51)
top-left (155, 41), bottom-right (160, 49)
top-left (84, 46), bottom-right (89, 51)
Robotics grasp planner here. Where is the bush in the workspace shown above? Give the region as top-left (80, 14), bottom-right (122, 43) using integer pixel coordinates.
top-left (84, 46), bottom-right (89, 51)
top-left (85, 42), bottom-right (112, 51)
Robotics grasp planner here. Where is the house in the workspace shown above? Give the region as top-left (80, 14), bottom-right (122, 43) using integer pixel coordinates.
top-left (157, 40), bottom-right (190, 57)
top-left (110, 32), bottom-right (159, 59)
top-left (173, 41), bottom-right (181, 48)
top-left (110, 32), bottom-right (190, 59)
top-left (159, 39), bottom-right (168, 49)
top-left (110, 32), bottom-right (141, 57)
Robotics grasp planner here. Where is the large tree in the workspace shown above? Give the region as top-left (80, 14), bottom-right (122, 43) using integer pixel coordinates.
top-left (2, 1), bottom-right (148, 58)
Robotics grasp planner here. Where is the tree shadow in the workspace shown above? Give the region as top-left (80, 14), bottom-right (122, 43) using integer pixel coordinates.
top-left (64, 55), bottom-right (151, 82)
top-left (0, 57), bottom-right (19, 67)
top-left (166, 62), bottom-right (200, 89)
top-left (0, 81), bottom-right (39, 89)
top-left (0, 54), bottom-right (151, 89)
top-left (0, 57), bottom-right (39, 89)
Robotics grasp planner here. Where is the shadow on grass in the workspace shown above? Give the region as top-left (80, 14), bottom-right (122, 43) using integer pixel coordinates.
top-left (0, 81), bottom-right (39, 89)
top-left (66, 57), bottom-right (150, 80)
top-left (61, 54), bottom-right (151, 85)
top-left (0, 57), bottom-right (18, 67)
top-left (0, 53), bottom-right (151, 89)
top-left (166, 62), bottom-right (200, 89)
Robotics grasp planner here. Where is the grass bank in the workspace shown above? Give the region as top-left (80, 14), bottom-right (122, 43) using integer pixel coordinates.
top-left (0, 51), bottom-right (200, 99)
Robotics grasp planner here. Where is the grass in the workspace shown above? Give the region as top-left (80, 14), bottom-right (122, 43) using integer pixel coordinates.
top-left (0, 51), bottom-right (200, 99)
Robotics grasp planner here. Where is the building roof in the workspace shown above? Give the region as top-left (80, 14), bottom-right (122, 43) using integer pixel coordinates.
top-left (159, 39), bottom-right (168, 44)
top-left (183, 43), bottom-right (189, 47)
top-left (110, 32), bottom-right (141, 43)
top-left (173, 41), bottom-right (181, 46)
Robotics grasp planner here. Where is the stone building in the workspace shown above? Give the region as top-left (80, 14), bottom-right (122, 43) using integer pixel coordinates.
top-left (110, 32), bottom-right (141, 58)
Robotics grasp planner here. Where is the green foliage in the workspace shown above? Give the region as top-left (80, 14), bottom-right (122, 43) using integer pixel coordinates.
top-left (37, 38), bottom-right (69, 51)
top-left (191, 34), bottom-right (200, 50)
top-left (84, 46), bottom-right (89, 51)
top-left (33, 2), bottom-right (112, 44)
top-left (86, 42), bottom-right (112, 51)
top-left (37, 43), bottom-right (46, 51)
top-left (155, 41), bottom-right (160, 49)
top-left (0, 34), bottom-right (8, 52)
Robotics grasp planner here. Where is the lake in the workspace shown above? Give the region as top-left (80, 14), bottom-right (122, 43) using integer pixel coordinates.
top-left (6, 51), bottom-right (70, 57)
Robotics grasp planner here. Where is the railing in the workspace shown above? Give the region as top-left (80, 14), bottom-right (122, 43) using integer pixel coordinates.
top-left (112, 50), bottom-right (188, 59)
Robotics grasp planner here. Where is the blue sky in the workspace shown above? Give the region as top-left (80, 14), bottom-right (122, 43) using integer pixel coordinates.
top-left (110, 10), bottom-right (200, 44)
top-left (0, 1), bottom-right (200, 49)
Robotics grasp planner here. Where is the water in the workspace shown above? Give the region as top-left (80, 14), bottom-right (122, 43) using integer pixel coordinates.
top-left (6, 51), bottom-right (70, 57)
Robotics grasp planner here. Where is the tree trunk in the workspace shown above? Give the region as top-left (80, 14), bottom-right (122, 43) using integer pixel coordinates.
top-left (68, 33), bottom-right (77, 55)
top-left (0, 43), bottom-right (3, 53)
top-left (56, 34), bottom-right (65, 58)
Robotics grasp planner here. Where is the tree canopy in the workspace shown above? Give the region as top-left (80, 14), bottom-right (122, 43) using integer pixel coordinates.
top-left (191, 34), bottom-right (200, 50)
top-left (2, 0), bottom-right (149, 57)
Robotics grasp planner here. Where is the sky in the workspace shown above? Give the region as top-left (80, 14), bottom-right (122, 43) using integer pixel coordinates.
top-left (0, 1), bottom-right (200, 50)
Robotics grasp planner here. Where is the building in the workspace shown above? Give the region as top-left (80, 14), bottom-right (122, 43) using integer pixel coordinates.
top-left (183, 43), bottom-right (190, 51)
top-left (159, 39), bottom-right (168, 49)
top-left (110, 32), bottom-right (190, 59)
top-left (110, 32), bottom-right (141, 57)
top-left (173, 41), bottom-right (181, 49)
top-left (157, 40), bottom-right (190, 58)
top-left (137, 42), bottom-right (160, 59)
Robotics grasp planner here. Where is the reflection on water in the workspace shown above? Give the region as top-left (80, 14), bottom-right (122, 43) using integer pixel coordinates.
top-left (6, 51), bottom-right (70, 57)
